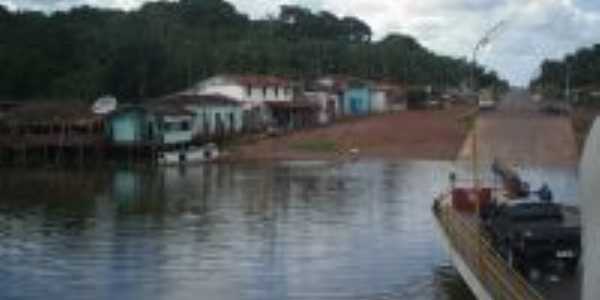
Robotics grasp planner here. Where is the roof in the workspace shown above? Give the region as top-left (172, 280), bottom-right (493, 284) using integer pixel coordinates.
top-left (1, 101), bottom-right (101, 124)
top-left (161, 93), bottom-right (240, 106)
top-left (231, 75), bottom-right (291, 87)
top-left (144, 104), bottom-right (193, 117)
top-left (0, 101), bottom-right (21, 111)
top-left (313, 75), bottom-right (372, 92)
top-left (108, 102), bottom-right (192, 118)
top-left (265, 101), bottom-right (319, 110)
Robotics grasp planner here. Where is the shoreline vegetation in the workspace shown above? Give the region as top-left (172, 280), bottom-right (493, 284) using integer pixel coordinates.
top-left (0, 0), bottom-right (510, 166)
top-left (0, 0), bottom-right (506, 102)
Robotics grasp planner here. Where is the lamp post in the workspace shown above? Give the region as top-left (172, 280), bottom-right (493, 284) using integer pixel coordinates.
top-left (470, 38), bottom-right (488, 95)
top-left (470, 20), bottom-right (508, 95)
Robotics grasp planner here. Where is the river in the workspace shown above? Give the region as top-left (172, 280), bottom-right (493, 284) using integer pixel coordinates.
top-left (0, 160), bottom-right (578, 300)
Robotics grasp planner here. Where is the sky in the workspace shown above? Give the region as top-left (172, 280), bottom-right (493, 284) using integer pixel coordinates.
top-left (2, 0), bottom-right (600, 86)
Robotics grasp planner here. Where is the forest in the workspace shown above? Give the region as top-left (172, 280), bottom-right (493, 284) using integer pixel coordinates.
top-left (530, 44), bottom-right (600, 101)
top-left (0, 0), bottom-right (508, 101)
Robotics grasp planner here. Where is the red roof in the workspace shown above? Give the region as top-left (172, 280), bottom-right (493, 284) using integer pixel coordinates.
top-left (230, 75), bottom-right (291, 87)
top-left (265, 101), bottom-right (319, 110)
top-left (315, 75), bottom-right (371, 92)
top-left (161, 93), bottom-right (240, 106)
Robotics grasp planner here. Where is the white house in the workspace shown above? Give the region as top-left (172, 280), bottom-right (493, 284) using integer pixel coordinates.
top-left (190, 75), bottom-right (294, 105)
top-left (303, 91), bottom-right (337, 125)
top-left (372, 82), bottom-right (407, 113)
top-left (161, 93), bottom-right (244, 140)
top-left (371, 88), bottom-right (388, 113)
top-left (186, 75), bottom-right (296, 131)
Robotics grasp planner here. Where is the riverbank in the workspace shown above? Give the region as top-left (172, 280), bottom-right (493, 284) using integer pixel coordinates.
top-left (225, 106), bottom-right (472, 162)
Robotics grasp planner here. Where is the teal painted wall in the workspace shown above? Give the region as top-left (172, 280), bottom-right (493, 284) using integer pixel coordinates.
top-left (186, 104), bottom-right (243, 137)
top-left (160, 117), bottom-right (193, 145)
top-left (108, 109), bottom-right (193, 146)
top-left (108, 104), bottom-right (240, 146)
top-left (343, 86), bottom-right (371, 116)
top-left (108, 110), bottom-right (147, 144)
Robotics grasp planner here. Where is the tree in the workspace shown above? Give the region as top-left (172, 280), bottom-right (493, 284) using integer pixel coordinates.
top-left (0, 0), bottom-right (506, 101)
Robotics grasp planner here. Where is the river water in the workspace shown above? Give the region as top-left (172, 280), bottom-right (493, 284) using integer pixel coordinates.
top-left (0, 160), bottom-right (578, 300)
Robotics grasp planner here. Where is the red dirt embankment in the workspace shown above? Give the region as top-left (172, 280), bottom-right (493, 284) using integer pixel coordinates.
top-left (229, 107), bottom-right (472, 161)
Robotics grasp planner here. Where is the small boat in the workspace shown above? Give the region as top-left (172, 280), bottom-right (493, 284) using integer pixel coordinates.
top-left (158, 143), bottom-right (220, 166)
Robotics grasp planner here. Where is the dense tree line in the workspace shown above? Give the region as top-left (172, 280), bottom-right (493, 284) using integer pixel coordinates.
top-left (531, 44), bottom-right (600, 100)
top-left (0, 0), bottom-right (507, 101)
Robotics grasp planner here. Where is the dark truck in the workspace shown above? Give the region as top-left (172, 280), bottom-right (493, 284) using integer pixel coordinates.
top-left (483, 200), bottom-right (581, 275)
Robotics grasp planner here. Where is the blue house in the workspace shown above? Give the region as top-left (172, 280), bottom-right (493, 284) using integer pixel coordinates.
top-left (343, 80), bottom-right (372, 116)
top-left (315, 76), bottom-right (373, 117)
top-left (106, 104), bottom-right (194, 147)
top-left (161, 93), bottom-right (243, 140)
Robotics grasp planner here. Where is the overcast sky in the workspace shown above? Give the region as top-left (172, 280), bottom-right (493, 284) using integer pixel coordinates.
top-left (2, 0), bottom-right (600, 86)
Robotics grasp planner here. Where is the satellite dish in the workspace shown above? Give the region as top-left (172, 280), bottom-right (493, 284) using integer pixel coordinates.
top-left (92, 95), bottom-right (117, 115)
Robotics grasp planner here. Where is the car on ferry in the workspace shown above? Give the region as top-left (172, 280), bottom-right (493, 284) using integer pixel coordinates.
top-left (483, 199), bottom-right (581, 276)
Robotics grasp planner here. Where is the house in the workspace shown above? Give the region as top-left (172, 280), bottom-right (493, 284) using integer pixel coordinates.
top-left (0, 102), bottom-right (105, 148)
top-left (304, 84), bottom-right (339, 125)
top-left (161, 93), bottom-right (243, 141)
top-left (188, 75), bottom-right (321, 131)
top-left (150, 105), bottom-right (194, 146)
top-left (106, 106), bottom-right (148, 145)
top-left (190, 75), bottom-right (294, 104)
top-left (0, 101), bottom-right (20, 120)
top-left (188, 75), bottom-right (295, 131)
top-left (343, 80), bottom-right (372, 116)
top-left (372, 82), bottom-right (407, 113)
top-left (264, 100), bottom-right (319, 130)
top-left (106, 104), bottom-right (193, 148)
top-left (314, 76), bottom-right (373, 117)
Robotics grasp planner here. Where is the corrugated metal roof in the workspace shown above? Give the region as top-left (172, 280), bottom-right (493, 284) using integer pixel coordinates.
top-left (232, 75), bottom-right (291, 87)
top-left (265, 101), bottom-right (319, 110)
top-left (1, 101), bottom-right (101, 124)
top-left (162, 93), bottom-right (241, 106)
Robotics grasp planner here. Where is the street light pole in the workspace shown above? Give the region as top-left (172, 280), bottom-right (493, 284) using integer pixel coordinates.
top-left (471, 41), bottom-right (483, 93)
top-left (470, 20), bottom-right (508, 94)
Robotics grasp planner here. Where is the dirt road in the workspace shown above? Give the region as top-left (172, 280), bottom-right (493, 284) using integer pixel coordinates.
top-left (458, 91), bottom-right (578, 166)
top-left (230, 107), bottom-right (471, 161)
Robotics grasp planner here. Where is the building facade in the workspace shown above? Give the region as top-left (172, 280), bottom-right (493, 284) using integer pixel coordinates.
top-left (162, 94), bottom-right (243, 141)
top-left (106, 105), bottom-right (193, 147)
top-left (189, 75), bottom-right (295, 130)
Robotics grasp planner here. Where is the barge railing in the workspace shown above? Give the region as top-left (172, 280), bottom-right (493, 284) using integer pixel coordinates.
top-left (435, 198), bottom-right (544, 300)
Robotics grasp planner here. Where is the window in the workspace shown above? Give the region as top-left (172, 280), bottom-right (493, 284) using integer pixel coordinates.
top-left (262, 86), bottom-right (267, 98)
top-left (275, 86), bottom-right (279, 98)
top-left (181, 121), bottom-right (190, 131)
top-left (246, 85), bottom-right (252, 97)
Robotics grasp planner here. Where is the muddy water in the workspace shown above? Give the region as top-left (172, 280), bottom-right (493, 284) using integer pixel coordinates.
top-left (0, 160), bottom-right (577, 300)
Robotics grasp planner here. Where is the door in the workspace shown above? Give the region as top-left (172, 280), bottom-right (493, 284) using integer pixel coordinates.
top-left (351, 97), bottom-right (361, 115)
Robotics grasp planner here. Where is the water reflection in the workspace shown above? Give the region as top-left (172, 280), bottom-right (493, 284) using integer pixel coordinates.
top-left (0, 160), bottom-right (575, 300)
